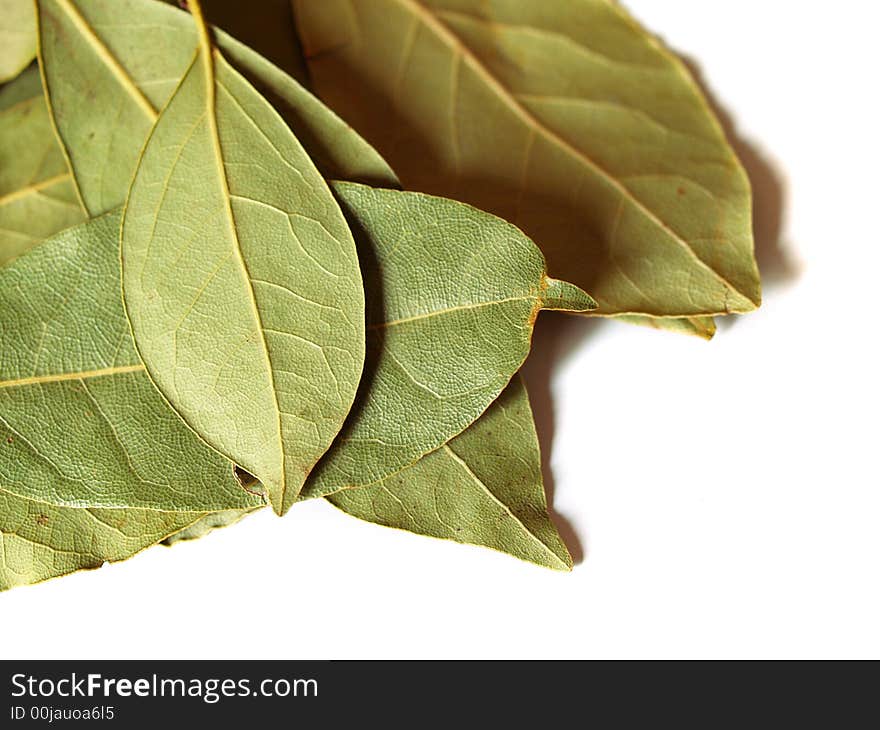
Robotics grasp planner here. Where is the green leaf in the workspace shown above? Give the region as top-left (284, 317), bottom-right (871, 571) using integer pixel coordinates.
top-left (0, 0), bottom-right (36, 83)
top-left (295, 0), bottom-right (761, 322)
top-left (0, 212), bottom-right (262, 514)
top-left (35, 0), bottom-right (395, 217)
top-left (330, 375), bottom-right (571, 571)
top-left (0, 490), bottom-right (253, 591)
top-left (0, 65), bottom-right (85, 266)
top-left (121, 14), bottom-right (364, 515)
top-left (301, 183), bottom-right (595, 499)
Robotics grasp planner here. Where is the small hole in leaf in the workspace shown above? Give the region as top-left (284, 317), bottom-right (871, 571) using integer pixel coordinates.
top-left (233, 466), bottom-right (264, 498)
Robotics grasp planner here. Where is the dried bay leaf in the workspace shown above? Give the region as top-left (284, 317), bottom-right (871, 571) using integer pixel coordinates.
top-left (160, 506), bottom-right (257, 547)
top-left (121, 8), bottom-right (364, 515)
top-left (0, 212), bottom-right (263, 514)
top-left (35, 0), bottom-right (395, 218)
top-left (619, 314), bottom-right (717, 340)
top-left (330, 376), bottom-right (571, 571)
top-left (10, 178), bottom-right (589, 522)
top-left (301, 183), bottom-right (595, 499)
top-left (295, 0), bottom-right (761, 326)
top-left (0, 0), bottom-right (36, 83)
top-left (217, 31), bottom-right (396, 187)
top-left (0, 66), bottom-right (84, 266)
top-left (0, 64), bottom-right (41, 110)
top-left (0, 492), bottom-right (259, 591)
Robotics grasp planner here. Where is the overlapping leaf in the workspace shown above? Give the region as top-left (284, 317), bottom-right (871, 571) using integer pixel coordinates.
top-left (0, 66), bottom-right (84, 266)
top-left (35, 0), bottom-right (395, 218)
top-left (302, 183), bottom-right (595, 498)
top-left (121, 11), bottom-right (364, 515)
top-left (0, 0), bottom-right (36, 83)
top-left (0, 63), bottom-right (41, 109)
top-left (0, 212), bottom-right (262, 514)
top-left (160, 507), bottom-right (256, 547)
top-left (0, 178), bottom-right (583, 572)
top-left (332, 375), bottom-right (572, 571)
top-left (0, 490), bottom-right (256, 591)
top-left (0, 0), bottom-right (764, 590)
top-left (295, 0), bottom-right (761, 330)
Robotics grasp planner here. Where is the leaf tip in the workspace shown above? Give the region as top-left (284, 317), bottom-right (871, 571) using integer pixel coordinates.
top-left (272, 472), bottom-right (308, 516)
top-left (552, 545), bottom-right (575, 572)
top-left (540, 277), bottom-right (597, 313)
top-left (269, 494), bottom-right (287, 517)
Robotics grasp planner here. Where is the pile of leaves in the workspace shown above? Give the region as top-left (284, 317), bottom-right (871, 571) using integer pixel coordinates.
top-left (0, 0), bottom-right (760, 590)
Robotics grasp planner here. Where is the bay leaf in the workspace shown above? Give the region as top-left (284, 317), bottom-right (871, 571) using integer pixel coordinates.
top-left (160, 506), bottom-right (258, 546)
top-left (295, 0), bottom-right (761, 326)
top-left (0, 64), bottom-right (41, 110)
top-left (0, 212), bottom-right (263, 514)
top-left (121, 10), bottom-right (364, 515)
top-left (217, 28), bottom-right (397, 187)
top-left (35, 0), bottom-right (395, 218)
top-left (0, 489), bottom-right (259, 591)
top-left (0, 65), bottom-right (85, 266)
top-left (301, 182), bottom-right (595, 499)
top-left (8, 177), bottom-right (588, 515)
top-left (0, 0), bottom-right (36, 83)
top-left (330, 375), bottom-right (571, 571)
top-left (619, 314), bottom-right (717, 340)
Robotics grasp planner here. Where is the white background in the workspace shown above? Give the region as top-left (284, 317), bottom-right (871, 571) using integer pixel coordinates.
top-left (4, 1), bottom-right (879, 659)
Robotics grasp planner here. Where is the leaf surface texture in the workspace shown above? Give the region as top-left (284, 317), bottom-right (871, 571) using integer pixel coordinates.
top-left (302, 183), bottom-right (594, 498)
top-left (36, 0), bottom-right (395, 217)
top-left (0, 66), bottom-right (85, 266)
top-left (0, 490), bottom-right (254, 591)
top-left (0, 213), bottom-right (262, 513)
top-left (331, 376), bottom-right (571, 570)
top-left (295, 0), bottom-right (761, 321)
top-left (121, 25), bottom-right (364, 514)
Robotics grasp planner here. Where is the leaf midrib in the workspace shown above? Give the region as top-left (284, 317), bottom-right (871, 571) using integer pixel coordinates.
top-left (388, 0), bottom-right (756, 307)
top-left (54, 0), bottom-right (158, 123)
top-left (189, 2), bottom-right (285, 505)
top-left (441, 443), bottom-right (568, 569)
top-left (0, 172), bottom-right (71, 208)
top-left (0, 364), bottom-right (144, 390)
top-left (369, 294), bottom-right (537, 330)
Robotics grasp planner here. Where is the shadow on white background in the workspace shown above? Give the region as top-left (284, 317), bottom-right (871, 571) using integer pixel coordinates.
top-left (521, 42), bottom-right (802, 566)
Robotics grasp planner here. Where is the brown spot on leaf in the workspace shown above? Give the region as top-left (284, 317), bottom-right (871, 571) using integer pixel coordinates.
top-left (36, 514), bottom-right (50, 527)
top-left (677, 186), bottom-right (687, 196)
